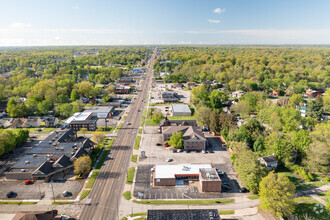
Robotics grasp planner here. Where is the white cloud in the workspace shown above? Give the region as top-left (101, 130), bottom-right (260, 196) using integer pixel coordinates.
top-left (10, 22), bottom-right (32, 28)
top-left (208, 19), bottom-right (221, 24)
top-left (213, 8), bottom-right (226, 14)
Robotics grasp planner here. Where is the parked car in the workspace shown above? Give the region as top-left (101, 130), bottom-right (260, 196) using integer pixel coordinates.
top-left (6, 191), bottom-right (15, 198)
top-left (126, 122), bottom-right (131, 125)
top-left (151, 167), bottom-right (155, 172)
top-left (24, 179), bottom-right (32, 185)
top-left (222, 185), bottom-right (231, 191)
top-left (177, 149), bottom-right (183, 153)
top-left (172, 149), bottom-right (177, 153)
top-left (36, 128), bottom-right (42, 132)
top-left (166, 158), bottom-right (173, 162)
top-left (216, 169), bottom-right (225, 175)
top-left (62, 190), bottom-right (70, 197)
top-left (239, 187), bottom-right (249, 193)
top-left (202, 150), bottom-right (206, 154)
top-left (185, 150), bottom-right (191, 153)
top-left (156, 143), bottom-right (162, 146)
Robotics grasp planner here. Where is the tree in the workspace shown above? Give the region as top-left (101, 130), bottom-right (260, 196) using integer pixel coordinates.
top-left (6, 97), bottom-right (27, 118)
top-left (209, 110), bottom-right (220, 133)
top-left (70, 89), bottom-right (80, 101)
top-left (196, 106), bottom-right (212, 126)
top-left (288, 94), bottom-right (304, 108)
top-left (231, 142), bottom-right (268, 193)
top-left (168, 132), bottom-right (183, 149)
top-left (56, 103), bottom-right (73, 118)
top-left (91, 131), bottom-right (105, 145)
top-left (75, 81), bottom-right (94, 98)
top-left (151, 110), bottom-right (163, 124)
top-left (209, 90), bottom-right (228, 109)
top-left (259, 172), bottom-right (295, 218)
top-left (231, 101), bottom-right (251, 117)
top-left (304, 123), bottom-right (330, 174)
top-left (74, 156), bottom-right (92, 175)
top-left (37, 100), bottom-right (52, 115)
top-left (307, 100), bottom-right (323, 121)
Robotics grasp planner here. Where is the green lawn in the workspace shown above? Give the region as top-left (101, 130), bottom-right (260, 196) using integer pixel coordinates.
top-left (167, 115), bottom-right (197, 120)
top-left (133, 199), bottom-right (235, 205)
top-left (134, 136), bottom-right (141, 150)
top-left (138, 128), bottom-right (143, 134)
top-left (80, 190), bottom-right (90, 200)
top-left (296, 178), bottom-right (330, 191)
top-left (281, 172), bottom-right (305, 185)
top-left (145, 118), bottom-right (157, 126)
top-left (130, 212), bottom-right (147, 217)
top-left (123, 191), bottom-right (132, 200)
top-left (86, 169), bottom-right (99, 188)
top-left (219, 210), bottom-right (235, 215)
top-left (38, 128), bottom-right (56, 134)
top-left (131, 155), bottom-right (138, 163)
top-left (247, 195), bottom-right (259, 200)
top-left (0, 201), bottom-right (37, 205)
top-left (294, 196), bottom-right (312, 203)
top-left (126, 167), bottom-right (135, 184)
top-left (294, 200), bottom-right (329, 219)
top-left (115, 123), bottom-right (123, 132)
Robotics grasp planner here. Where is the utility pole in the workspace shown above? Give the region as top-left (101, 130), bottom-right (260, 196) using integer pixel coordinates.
top-left (49, 183), bottom-right (55, 203)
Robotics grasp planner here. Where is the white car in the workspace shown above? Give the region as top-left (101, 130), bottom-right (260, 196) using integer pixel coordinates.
top-left (166, 158), bottom-right (173, 162)
top-left (150, 167), bottom-right (155, 172)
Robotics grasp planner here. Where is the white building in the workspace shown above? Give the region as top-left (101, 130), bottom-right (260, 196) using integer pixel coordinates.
top-left (171, 104), bottom-right (191, 116)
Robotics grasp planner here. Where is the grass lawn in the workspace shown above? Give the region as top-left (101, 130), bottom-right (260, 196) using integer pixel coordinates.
top-left (138, 128), bottom-right (143, 134)
top-left (281, 172), bottom-right (305, 185)
top-left (123, 191), bottom-right (132, 200)
top-left (0, 201), bottom-right (37, 205)
top-left (167, 115), bottom-right (197, 120)
top-left (131, 155), bottom-right (138, 163)
top-left (219, 210), bottom-right (235, 215)
top-left (115, 123), bottom-right (123, 132)
top-left (294, 196), bottom-right (312, 203)
top-left (80, 190), bottom-right (90, 200)
top-left (145, 118), bottom-right (157, 126)
top-left (122, 116), bottom-right (127, 120)
top-left (247, 195), bottom-right (259, 200)
top-left (133, 199), bottom-right (235, 205)
top-left (134, 136), bottom-right (141, 150)
top-left (86, 169), bottom-right (99, 188)
top-left (130, 212), bottom-right (147, 217)
top-left (294, 200), bottom-right (329, 219)
top-left (52, 201), bottom-right (74, 205)
top-left (296, 178), bottom-right (330, 191)
top-left (126, 167), bottom-right (135, 184)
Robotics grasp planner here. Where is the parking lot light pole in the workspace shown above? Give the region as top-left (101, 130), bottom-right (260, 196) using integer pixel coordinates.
top-left (49, 184), bottom-right (55, 203)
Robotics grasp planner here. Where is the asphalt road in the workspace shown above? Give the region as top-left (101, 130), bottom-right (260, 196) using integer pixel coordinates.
top-left (79, 49), bottom-right (156, 220)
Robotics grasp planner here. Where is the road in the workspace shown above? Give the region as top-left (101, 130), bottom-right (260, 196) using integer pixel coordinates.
top-left (79, 48), bottom-right (156, 220)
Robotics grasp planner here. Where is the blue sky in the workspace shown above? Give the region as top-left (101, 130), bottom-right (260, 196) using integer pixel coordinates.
top-left (0, 0), bottom-right (329, 46)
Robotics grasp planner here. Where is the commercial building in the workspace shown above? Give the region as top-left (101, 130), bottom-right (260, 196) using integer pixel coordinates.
top-left (153, 164), bottom-right (221, 192)
top-left (5, 129), bottom-right (94, 181)
top-left (83, 106), bottom-right (115, 119)
top-left (69, 120), bottom-right (97, 131)
top-left (162, 126), bottom-right (207, 151)
top-left (171, 104), bottom-right (191, 116)
top-left (115, 85), bottom-right (131, 94)
top-left (147, 209), bottom-right (220, 220)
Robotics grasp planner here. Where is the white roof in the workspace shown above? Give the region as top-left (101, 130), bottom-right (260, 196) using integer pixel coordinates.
top-left (62, 112), bottom-right (92, 126)
top-left (154, 164), bottom-right (212, 179)
top-left (171, 104), bottom-right (191, 113)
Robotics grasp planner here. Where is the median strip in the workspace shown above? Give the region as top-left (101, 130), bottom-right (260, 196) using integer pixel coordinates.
top-left (132, 199), bottom-right (235, 205)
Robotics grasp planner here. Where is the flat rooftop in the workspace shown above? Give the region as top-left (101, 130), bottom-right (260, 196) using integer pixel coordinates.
top-left (154, 164), bottom-right (212, 179)
top-left (62, 112), bottom-right (92, 126)
top-left (171, 104), bottom-right (191, 113)
top-left (199, 168), bottom-right (221, 181)
top-left (84, 106), bottom-right (115, 113)
top-left (13, 155), bottom-right (49, 169)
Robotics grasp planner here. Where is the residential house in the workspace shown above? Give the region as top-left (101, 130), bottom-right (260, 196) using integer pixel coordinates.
top-left (259, 155), bottom-right (278, 170)
top-left (186, 82), bottom-right (196, 88)
top-left (11, 118), bottom-right (41, 128)
top-left (44, 117), bottom-right (59, 128)
top-left (231, 91), bottom-right (245, 98)
top-left (306, 89), bottom-right (322, 97)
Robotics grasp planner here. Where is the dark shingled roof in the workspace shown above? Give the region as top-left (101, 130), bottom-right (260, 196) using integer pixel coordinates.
top-left (262, 155), bottom-right (278, 163)
top-left (147, 209), bottom-right (221, 220)
top-left (53, 155), bottom-right (71, 168)
top-left (33, 161), bottom-right (52, 175)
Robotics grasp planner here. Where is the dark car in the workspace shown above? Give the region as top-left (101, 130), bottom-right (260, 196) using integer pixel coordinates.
top-left (172, 149), bottom-right (177, 153)
top-left (6, 191), bottom-right (15, 198)
top-left (222, 185), bottom-right (231, 191)
top-left (156, 143), bottom-right (162, 146)
top-left (240, 187), bottom-right (249, 193)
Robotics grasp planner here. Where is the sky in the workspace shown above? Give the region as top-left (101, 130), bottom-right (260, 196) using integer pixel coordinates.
top-left (0, 0), bottom-right (329, 46)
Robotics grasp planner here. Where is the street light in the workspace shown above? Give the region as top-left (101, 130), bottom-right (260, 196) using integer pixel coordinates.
top-left (49, 183), bottom-right (55, 203)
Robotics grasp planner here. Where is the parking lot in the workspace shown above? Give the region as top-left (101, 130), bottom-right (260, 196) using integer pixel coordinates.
top-left (134, 126), bottom-right (243, 199)
top-left (133, 164), bottom-right (242, 200)
top-left (0, 178), bottom-right (84, 200)
top-left (149, 83), bottom-right (191, 104)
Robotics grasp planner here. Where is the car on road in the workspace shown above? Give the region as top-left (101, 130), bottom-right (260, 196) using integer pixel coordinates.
top-left (62, 190), bottom-right (70, 197)
top-left (126, 122), bottom-right (131, 125)
top-left (166, 158), bottom-right (173, 162)
top-left (6, 191), bottom-right (15, 198)
top-left (156, 143), bottom-right (162, 146)
top-left (24, 179), bottom-right (32, 185)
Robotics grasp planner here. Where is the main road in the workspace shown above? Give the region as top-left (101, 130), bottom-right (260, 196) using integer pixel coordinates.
top-left (80, 48), bottom-right (156, 220)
